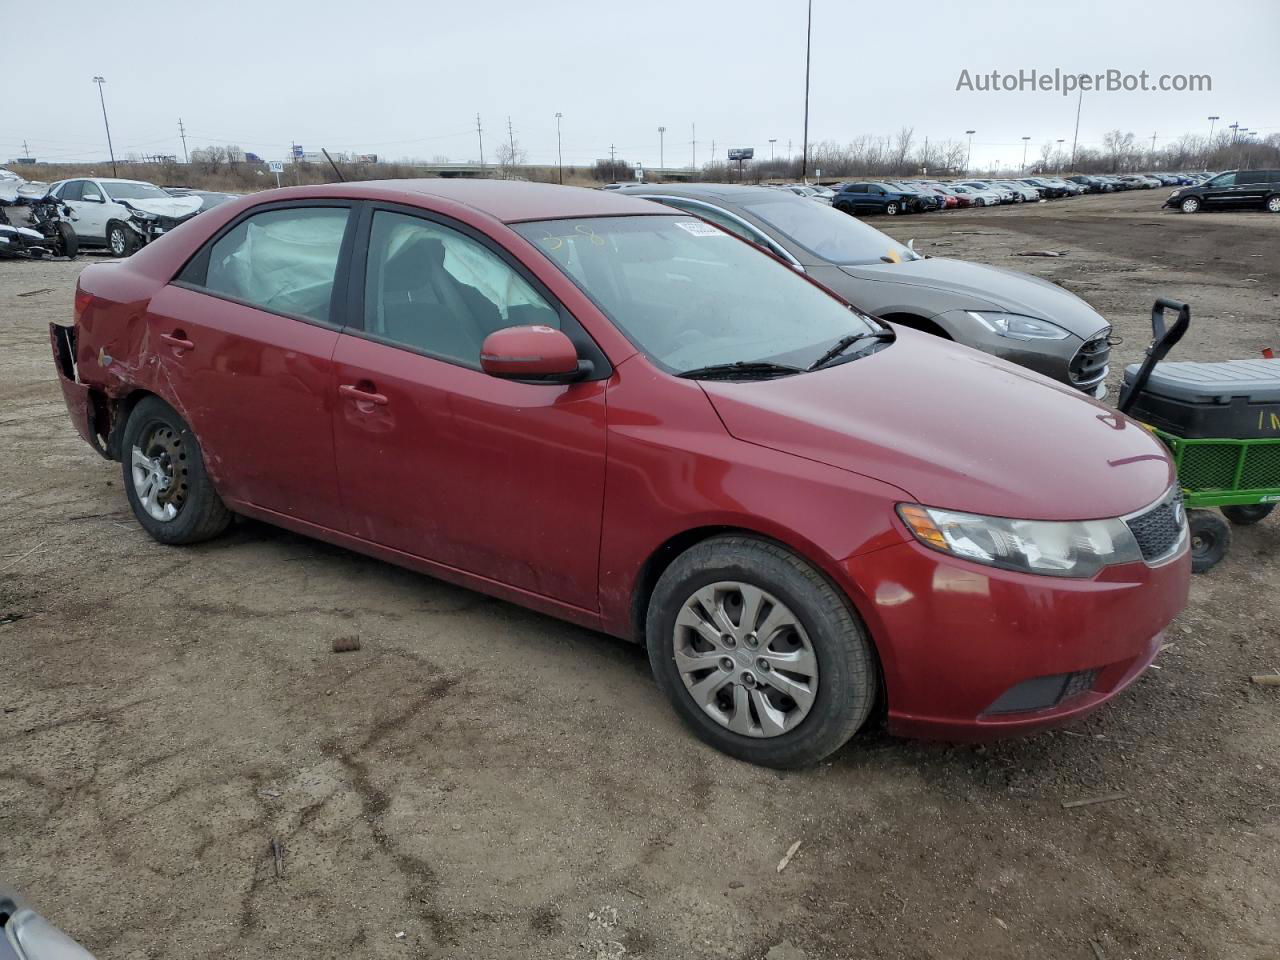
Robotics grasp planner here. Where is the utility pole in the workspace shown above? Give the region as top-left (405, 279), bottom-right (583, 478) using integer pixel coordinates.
top-left (476, 113), bottom-right (485, 171)
top-left (769, 138), bottom-right (777, 164)
top-left (658, 126), bottom-right (665, 170)
top-left (921, 135), bottom-right (928, 172)
top-left (555, 112), bottom-right (563, 184)
top-left (1206, 115), bottom-right (1219, 171)
top-left (1149, 131), bottom-right (1158, 169)
top-left (1056, 139), bottom-right (1065, 174)
top-left (690, 123), bottom-right (696, 172)
top-left (965, 130), bottom-right (975, 175)
top-left (178, 118), bottom-right (188, 163)
top-left (1069, 75), bottom-right (1084, 172)
top-left (801, 0), bottom-right (813, 181)
top-left (92, 76), bottom-right (117, 177)
top-left (507, 116), bottom-right (516, 171)
top-left (1020, 136), bottom-right (1031, 173)
top-left (609, 143), bottom-right (617, 179)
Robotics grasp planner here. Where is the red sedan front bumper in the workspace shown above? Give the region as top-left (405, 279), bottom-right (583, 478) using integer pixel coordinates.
top-left (842, 539), bottom-right (1190, 741)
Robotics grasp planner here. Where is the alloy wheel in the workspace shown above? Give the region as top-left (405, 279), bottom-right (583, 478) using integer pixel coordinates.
top-left (672, 581), bottom-right (818, 738)
top-left (1267, 196), bottom-right (1280, 213)
top-left (109, 228), bottom-right (127, 256)
top-left (130, 424), bottom-right (189, 522)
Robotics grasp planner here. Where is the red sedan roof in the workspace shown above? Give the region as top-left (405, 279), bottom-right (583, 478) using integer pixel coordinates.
top-left (301, 178), bottom-right (668, 223)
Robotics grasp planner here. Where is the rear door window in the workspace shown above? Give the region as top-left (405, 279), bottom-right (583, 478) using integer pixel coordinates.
top-left (199, 207), bottom-right (350, 324)
top-left (59, 181), bottom-right (84, 201)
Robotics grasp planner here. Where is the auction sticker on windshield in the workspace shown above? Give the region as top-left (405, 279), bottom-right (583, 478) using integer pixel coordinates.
top-left (675, 220), bottom-right (726, 237)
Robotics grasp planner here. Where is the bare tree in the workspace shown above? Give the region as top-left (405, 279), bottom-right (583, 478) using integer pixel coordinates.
top-left (497, 140), bottom-right (528, 179)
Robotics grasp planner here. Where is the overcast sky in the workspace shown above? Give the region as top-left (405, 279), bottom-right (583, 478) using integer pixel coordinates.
top-left (3, 0), bottom-right (1276, 171)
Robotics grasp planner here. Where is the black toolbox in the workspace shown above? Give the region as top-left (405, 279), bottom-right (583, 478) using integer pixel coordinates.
top-left (1121, 358), bottom-right (1280, 439)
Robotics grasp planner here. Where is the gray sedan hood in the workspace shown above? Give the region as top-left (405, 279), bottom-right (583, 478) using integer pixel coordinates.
top-left (839, 257), bottom-right (1108, 338)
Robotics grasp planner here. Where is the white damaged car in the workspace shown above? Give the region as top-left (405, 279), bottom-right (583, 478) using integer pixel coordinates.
top-left (47, 177), bottom-right (205, 256)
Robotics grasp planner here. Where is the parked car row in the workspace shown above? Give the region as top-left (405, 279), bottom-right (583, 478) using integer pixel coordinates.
top-left (55, 179), bottom-right (1189, 768)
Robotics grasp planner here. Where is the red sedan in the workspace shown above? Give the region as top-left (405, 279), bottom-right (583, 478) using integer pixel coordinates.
top-left (52, 180), bottom-right (1189, 767)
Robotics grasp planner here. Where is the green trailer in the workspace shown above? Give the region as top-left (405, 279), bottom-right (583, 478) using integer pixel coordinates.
top-left (1119, 299), bottom-right (1279, 572)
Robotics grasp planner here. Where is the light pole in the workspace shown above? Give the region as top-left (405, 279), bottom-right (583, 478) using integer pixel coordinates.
top-left (964, 130), bottom-right (975, 174)
top-left (1069, 75), bottom-right (1085, 172)
top-left (1206, 115), bottom-right (1219, 171)
top-left (555, 112), bottom-right (563, 184)
top-left (658, 125), bottom-right (665, 171)
top-left (769, 138), bottom-right (777, 165)
top-left (92, 76), bottom-right (117, 177)
top-left (1056, 139), bottom-right (1065, 174)
top-left (1021, 135), bottom-right (1031, 173)
top-left (801, 0), bottom-right (813, 182)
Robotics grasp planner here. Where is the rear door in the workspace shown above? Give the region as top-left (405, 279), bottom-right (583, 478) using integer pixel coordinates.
top-left (148, 201), bottom-right (354, 527)
top-left (1235, 170), bottom-right (1270, 206)
top-left (330, 205), bottom-right (608, 609)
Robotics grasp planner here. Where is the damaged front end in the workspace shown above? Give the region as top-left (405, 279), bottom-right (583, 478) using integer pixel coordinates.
top-left (119, 198), bottom-right (202, 245)
top-left (50, 323), bottom-right (112, 458)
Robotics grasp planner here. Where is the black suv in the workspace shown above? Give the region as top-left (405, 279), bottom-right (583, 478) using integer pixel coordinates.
top-left (1164, 170), bottom-right (1280, 214)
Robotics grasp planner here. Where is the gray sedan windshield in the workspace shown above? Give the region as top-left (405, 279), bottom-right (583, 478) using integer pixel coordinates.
top-left (514, 215), bottom-right (877, 373)
top-left (738, 196), bottom-right (920, 266)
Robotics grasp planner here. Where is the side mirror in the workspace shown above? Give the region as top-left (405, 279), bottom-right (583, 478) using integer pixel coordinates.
top-left (480, 325), bottom-right (585, 382)
top-left (83, 195), bottom-right (104, 203)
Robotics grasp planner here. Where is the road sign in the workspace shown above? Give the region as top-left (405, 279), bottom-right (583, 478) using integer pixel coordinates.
top-left (727, 147), bottom-right (754, 160)
top-left (268, 160), bottom-right (284, 173)
top-left (634, 162), bottom-right (644, 182)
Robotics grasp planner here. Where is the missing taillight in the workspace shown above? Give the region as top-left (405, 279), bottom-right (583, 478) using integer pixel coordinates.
top-left (52, 323), bottom-right (79, 381)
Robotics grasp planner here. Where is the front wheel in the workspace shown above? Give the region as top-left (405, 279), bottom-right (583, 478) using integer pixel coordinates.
top-left (107, 221), bottom-right (140, 257)
top-left (121, 396), bottom-right (232, 545)
top-left (646, 536), bottom-right (877, 768)
top-left (884, 201), bottom-right (900, 216)
top-left (1221, 503), bottom-right (1275, 525)
top-left (1188, 509), bottom-right (1230, 573)
top-left (1180, 196), bottom-right (1201, 214)
top-left (54, 221), bottom-right (78, 258)
top-left (1266, 195), bottom-right (1280, 214)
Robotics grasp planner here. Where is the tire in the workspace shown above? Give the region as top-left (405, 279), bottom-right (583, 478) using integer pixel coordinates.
top-left (54, 221), bottom-right (78, 258)
top-left (1221, 503), bottom-right (1275, 526)
top-left (1179, 196), bottom-right (1201, 214)
top-left (1266, 195), bottom-right (1280, 214)
top-left (884, 201), bottom-right (899, 216)
top-left (1188, 510), bottom-right (1230, 574)
top-left (107, 221), bottom-right (139, 257)
top-left (121, 396), bottom-right (232, 545)
top-left (645, 535), bottom-right (877, 768)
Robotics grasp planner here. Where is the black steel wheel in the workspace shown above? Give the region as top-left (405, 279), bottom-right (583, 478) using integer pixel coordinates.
top-left (1188, 509), bottom-right (1230, 573)
top-left (1221, 503), bottom-right (1275, 526)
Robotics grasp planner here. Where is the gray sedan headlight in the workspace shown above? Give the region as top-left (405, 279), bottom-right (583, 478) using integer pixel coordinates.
top-left (966, 311), bottom-right (1071, 341)
top-left (897, 503), bottom-right (1144, 578)
top-left (6, 907), bottom-right (96, 960)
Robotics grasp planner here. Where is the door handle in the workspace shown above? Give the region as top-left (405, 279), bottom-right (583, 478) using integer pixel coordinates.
top-left (161, 332), bottom-right (195, 351)
top-left (339, 383), bottom-right (389, 406)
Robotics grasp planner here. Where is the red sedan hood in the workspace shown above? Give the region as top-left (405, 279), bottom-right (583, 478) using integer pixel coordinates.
top-left (700, 329), bottom-right (1174, 521)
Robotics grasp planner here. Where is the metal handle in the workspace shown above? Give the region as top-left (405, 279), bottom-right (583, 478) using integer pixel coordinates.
top-left (161, 332), bottom-right (194, 351)
top-left (339, 383), bottom-right (388, 406)
top-left (1118, 299), bottom-right (1191, 414)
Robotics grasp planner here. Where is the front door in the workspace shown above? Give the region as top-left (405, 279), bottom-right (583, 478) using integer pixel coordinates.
top-left (145, 202), bottom-right (354, 527)
top-left (331, 207), bottom-right (608, 610)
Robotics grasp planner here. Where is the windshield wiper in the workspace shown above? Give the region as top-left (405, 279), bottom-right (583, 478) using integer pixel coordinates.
top-left (807, 329), bottom-right (895, 371)
top-left (676, 360), bottom-right (804, 381)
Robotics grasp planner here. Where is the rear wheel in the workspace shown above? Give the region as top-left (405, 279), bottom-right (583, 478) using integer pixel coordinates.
top-left (1180, 196), bottom-right (1201, 214)
top-left (1266, 195), bottom-right (1280, 214)
top-left (884, 201), bottom-right (899, 216)
top-left (1221, 503), bottom-right (1275, 525)
top-left (121, 396), bottom-right (232, 545)
top-left (107, 221), bottom-right (139, 257)
top-left (645, 535), bottom-right (877, 768)
top-left (1188, 510), bottom-right (1230, 573)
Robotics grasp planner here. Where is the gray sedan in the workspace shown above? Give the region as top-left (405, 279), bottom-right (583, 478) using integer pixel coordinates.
top-left (613, 183), bottom-right (1111, 396)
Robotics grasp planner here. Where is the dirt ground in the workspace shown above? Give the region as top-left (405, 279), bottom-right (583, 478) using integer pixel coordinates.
top-left (1, 189), bottom-right (1277, 960)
